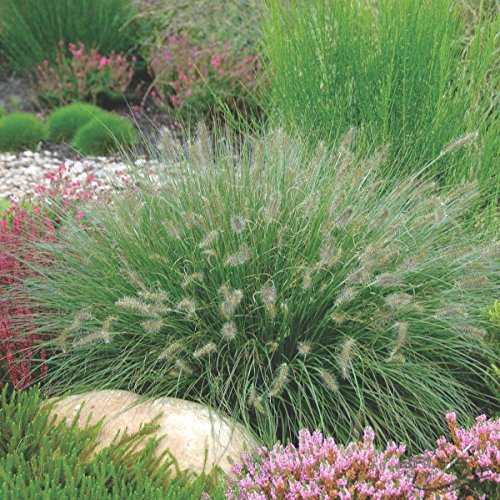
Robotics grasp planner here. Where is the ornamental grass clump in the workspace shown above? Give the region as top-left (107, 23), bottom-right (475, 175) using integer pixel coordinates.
top-left (228, 413), bottom-right (500, 499)
top-left (24, 128), bottom-right (498, 450)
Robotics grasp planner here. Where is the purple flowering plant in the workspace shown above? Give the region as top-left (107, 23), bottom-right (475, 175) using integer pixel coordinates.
top-left (228, 413), bottom-right (500, 499)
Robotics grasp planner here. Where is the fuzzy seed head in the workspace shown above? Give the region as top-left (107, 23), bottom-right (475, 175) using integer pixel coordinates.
top-left (441, 132), bottom-right (478, 155)
top-left (318, 242), bottom-right (342, 269)
top-left (175, 358), bottom-right (193, 375)
top-left (264, 192), bottom-right (281, 221)
top-left (345, 268), bottom-right (370, 285)
top-left (435, 305), bottom-right (467, 319)
top-left (230, 215), bottom-right (247, 234)
top-left (338, 338), bottom-right (356, 379)
top-left (269, 363), bottom-right (289, 397)
top-left (220, 288), bottom-right (244, 319)
top-left (199, 230), bottom-right (219, 249)
top-left (302, 271), bottom-right (313, 291)
top-left (225, 246), bottom-right (251, 267)
top-left (389, 322), bottom-right (408, 358)
top-left (454, 324), bottom-right (486, 341)
top-left (164, 220), bottom-right (181, 240)
top-left (221, 321), bottom-right (237, 340)
top-left (330, 312), bottom-right (348, 324)
top-left (320, 370), bottom-right (339, 392)
top-left (138, 289), bottom-right (170, 303)
top-left (158, 341), bottom-right (182, 360)
top-left (116, 297), bottom-right (170, 317)
top-left (141, 318), bottom-right (164, 334)
top-left (297, 342), bottom-right (312, 357)
top-left (373, 273), bottom-right (401, 288)
top-left (260, 283), bottom-right (277, 304)
top-left (385, 293), bottom-right (413, 310)
top-left (182, 272), bottom-right (204, 289)
top-left (193, 342), bottom-right (217, 359)
top-left (248, 385), bottom-right (265, 415)
top-left (334, 287), bottom-right (357, 307)
top-left (177, 298), bottom-right (196, 316)
top-left (455, 275), bottom-right (492, 290)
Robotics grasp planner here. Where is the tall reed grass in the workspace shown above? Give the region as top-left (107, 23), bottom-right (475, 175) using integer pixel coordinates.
top-left (262, 0), bottom-right (499, 209)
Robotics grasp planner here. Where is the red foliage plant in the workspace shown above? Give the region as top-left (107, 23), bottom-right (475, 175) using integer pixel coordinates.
top-left (1, 164), bottom-right (106, 389)
top-left (0, 203), bottom-right (54, 389)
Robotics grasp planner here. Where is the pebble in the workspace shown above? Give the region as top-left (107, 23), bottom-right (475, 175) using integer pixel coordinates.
top-left (0, 150), bottom-right (160, 200)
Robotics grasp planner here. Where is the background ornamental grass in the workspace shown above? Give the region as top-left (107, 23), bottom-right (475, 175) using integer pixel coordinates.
top-left (24, 128), bottom-right (498, 451)
top-left (263, 0), bottom-right (500, 212)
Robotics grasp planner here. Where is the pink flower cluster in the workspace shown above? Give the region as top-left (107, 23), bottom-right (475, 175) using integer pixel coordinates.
top-left (33, 41), bottom-right (135, 107)
top-left (149, 35), bottom-right (261, 125)
top-left (228, 413), bottom-right (499, 499)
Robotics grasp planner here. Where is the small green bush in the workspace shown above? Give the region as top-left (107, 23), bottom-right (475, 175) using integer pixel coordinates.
top-left (47, 103), bottom-right (106, 142)
top-left (71, 112), bottom-right (138, 155)
top-left (0, 104), bottom-right (5, 118)
top-left (0, 385), bottom-right (226, 499)
top-left (26, 129), bottom-right (498, 451)
top-left (0, 113), bottom-right (47, 152)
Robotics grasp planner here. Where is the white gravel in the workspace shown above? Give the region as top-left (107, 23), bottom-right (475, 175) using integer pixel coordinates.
top-left (0, 150), bottom-right (158, 201)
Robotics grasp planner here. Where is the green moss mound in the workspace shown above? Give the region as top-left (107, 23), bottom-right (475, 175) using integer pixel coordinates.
top-left (0, 385), bottom-right (225, 499)
top-left (71, 112), bottom-right (138, 156)
top-left (0, 112), bottom-right (47, 152)
top-left (47, 103), bottom-right (106, 142)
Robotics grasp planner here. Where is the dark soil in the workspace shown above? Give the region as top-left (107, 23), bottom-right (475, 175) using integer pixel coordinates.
top-left (0, 75), bottom-right (37, 114)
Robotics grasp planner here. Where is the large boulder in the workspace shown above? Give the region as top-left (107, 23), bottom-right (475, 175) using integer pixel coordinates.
top-left (48, 390), bottom-right (257, 476)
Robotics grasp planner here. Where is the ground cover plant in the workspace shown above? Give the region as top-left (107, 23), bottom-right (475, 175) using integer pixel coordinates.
top-left (263, 0), bottom-right (500, 206)
top-left (23, 129), bottom-right (499, 451)
top-left (229, 412), bottom-right (500, 498)
top-left (0, 385), bottom-right (226, 499)
top-left (0, 113), bottom-right (47, 152)
top-left (0, 0), bottom-right (140, 72)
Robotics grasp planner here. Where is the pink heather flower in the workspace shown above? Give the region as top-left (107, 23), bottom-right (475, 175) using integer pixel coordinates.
top-left (76, 212), bottom-right (85, 221)
top-left (210, 53), bottom-right (221, 69)
top-left (228, 415), bottom-right (500, 499)
top-left (185, 88), bottom-right (192, 97)
top-left (99, 56), bottom-right (108, 67)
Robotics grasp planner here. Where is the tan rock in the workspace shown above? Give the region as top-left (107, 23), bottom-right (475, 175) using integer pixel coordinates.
top-left (48, 390), bottom-right (257, 476)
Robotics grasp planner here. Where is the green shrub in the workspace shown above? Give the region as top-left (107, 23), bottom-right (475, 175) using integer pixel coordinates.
top-left (24, 129), bottom-right (499, 451)
top-left (71, 112), bottom-right (138, 156)
top-left (263, 0), bottom-right (500, 205)
top-left (47, 103), bottom-right (106, 142)
top-left (0, 0), bottom-right (140, 72)
top-left (0, 385), bottom-right (225, 499)
top-left (0, 104), bottom-right (5, 118)
top-left (0, 113), bottom-right (47, 152)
